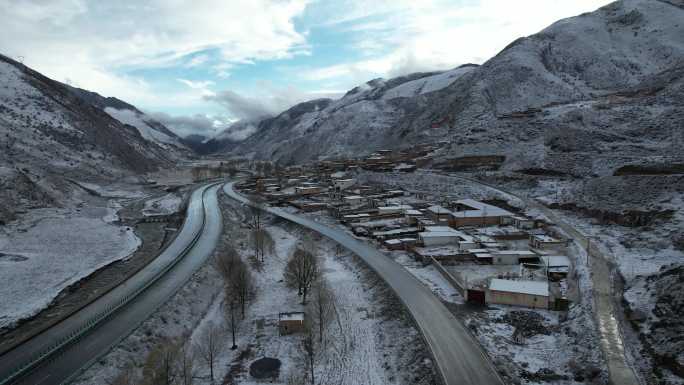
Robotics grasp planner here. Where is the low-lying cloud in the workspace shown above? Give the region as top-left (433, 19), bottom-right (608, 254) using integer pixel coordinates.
top-left (203, 85), bottom-right (341, 122)
top-left (148, 112), bottom-right (229, 138)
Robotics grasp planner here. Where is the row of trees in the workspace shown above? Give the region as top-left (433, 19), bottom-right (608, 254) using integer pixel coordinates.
top-left (282, 235), bottom-right (345, 385)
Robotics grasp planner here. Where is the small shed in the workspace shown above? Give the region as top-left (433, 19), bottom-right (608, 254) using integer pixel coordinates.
top-left (512, 216), bottom-right (535, 230)
top-left (278, 312), bottom-right (305, 335)
top-left (490, 250), bottom-right (538, 265)
top-left (529, 234), bottom-right (566, 250)
top-left (486, 279), bottom-right (550, 309)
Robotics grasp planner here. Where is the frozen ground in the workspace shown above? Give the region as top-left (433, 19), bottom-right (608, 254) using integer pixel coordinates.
top-left (76, 196), bottom-right (434, 385)
top-left (558, 209), bottom-right (684, 281)
top-left (0, 206), bottom-right (140, 329)
top-left (143, 193), bottom-right (182, 216)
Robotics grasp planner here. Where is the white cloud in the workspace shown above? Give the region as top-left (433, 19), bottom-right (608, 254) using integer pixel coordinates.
top-left (177, 79), bottom-right (215, 96)
top-left (0, 0), bottom-right (310, 106)
top-left (204, 83), bottom-right (341, 122)
top-left (300, 0), bottom-right (614, 81)
top-left (148, 111), bottom-right (231, 138)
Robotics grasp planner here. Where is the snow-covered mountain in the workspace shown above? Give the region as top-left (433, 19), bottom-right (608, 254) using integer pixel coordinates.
top-left (0, 53), bottom-right (186, 222)
top-left (66, 86), bottom-right (190, 153)
top-left (227, 0), bottom-right (684, 176)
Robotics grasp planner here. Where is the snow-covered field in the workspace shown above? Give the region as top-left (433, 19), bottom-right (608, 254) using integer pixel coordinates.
top-left (76, 197), bottom-right (433, 385)
top-left (143, 193), bottom-right (182, 216)
top-left (0, 207), bottom-right (140, 329)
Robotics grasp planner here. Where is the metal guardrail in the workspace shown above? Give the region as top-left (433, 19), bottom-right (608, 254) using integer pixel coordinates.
top-left (0, 183), bottom-right (218, 385)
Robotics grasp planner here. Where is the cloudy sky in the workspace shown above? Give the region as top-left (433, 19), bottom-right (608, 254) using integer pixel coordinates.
top-left (0, 0), bottom-right (611, 137)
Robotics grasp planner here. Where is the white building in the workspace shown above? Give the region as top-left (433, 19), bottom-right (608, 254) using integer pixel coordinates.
top-left (490, 250), bottom-right (538, 265)
top-left (486, 279), bottom-right (550, 309)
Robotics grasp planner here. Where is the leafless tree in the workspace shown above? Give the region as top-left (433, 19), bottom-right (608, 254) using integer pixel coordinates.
top-left (224, 294), bottom-right (240, 350)
top-left (194, 323), bottom-right (226, 384)
top-left (284, 247), bottom-right (320, 305)
top-left (250, 228), bottom-right (274, 263)
top-left (245, 196), bottom-right (266, 230)
top-left (176, 340), bottom-right (195, 385)
top-left (213, 243), bottom-right (240, 281)
top-left (301, 321), bottom-right (317, 385)
top-left (307, 280), bottom-right (336, 344)
top-left (142, 338), bottom-right (180, 385)
top-left (230, 260), bottom-right (254, 318)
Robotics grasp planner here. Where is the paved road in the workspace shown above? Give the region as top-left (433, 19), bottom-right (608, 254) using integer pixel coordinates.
top-left (0, 183), bottom-right (223, 385)
top-left (224, 182), bottom-right (503, 385)
top-left (434, 172), bottom-right (641, 385)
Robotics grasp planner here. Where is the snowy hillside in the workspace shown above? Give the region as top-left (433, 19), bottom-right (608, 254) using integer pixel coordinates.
top-left (104, 107), bottom-right (183, 150)
top-left (381, 65), bottom-right (477, 100)
top-left (228, 0), bottom-right (684, 177)
top-left (66, 85), bottom-right (189, 153)
top-left (0, 53), bottom-right (184, 220)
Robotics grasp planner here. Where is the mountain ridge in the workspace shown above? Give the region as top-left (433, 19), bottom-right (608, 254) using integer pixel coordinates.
top-left (217, 0), bottom-right (683, 177)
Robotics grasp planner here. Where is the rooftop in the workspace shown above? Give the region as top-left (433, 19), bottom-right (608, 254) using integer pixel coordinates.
top-left (489, 279), bottom-right (549, 297)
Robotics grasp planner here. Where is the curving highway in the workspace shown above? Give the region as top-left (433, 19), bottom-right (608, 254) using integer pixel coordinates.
top-left (223, 182), bottom-right (504, 385)
top-left (0, 183), bottom-right (223, 385)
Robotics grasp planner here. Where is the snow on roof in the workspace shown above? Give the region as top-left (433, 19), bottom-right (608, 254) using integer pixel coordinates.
top-left (414, 245), bottom-right (463, 256)
top-left (541, 255), bottom-right (571, 267)
top-left (423, 226), bottom-right (457, 232)
top-left (452, 199), bottom-right (513, 218)
top-left (492, 250), bottom-right (537, 256)
top-left (489, 279), bottom-right (549, 297)
top-left (344, 195), bottom-right (364, 200)
top-left (532, 234), bottom-right (562, 242)
top-left (378, 205), bottom-right (413, 211)
top-left (405, 209), bottom-right (423, 216)
top-left (427, 205), bottom-right (451, 214)
top-left (279, 312), bottom-right (305, 321)
top-left (373, 227), bottom-right (419, 236)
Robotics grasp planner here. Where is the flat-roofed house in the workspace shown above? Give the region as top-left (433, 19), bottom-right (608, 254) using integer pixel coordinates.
top-left (512, 216), bottom-right (535, 230)
top-left (295, 186), bottom-right (324, 196)
top-left (449, 199), bottom-right (513, 227)
top-left (378, 205), bottom-right (413, 215)
top-left (490, 250), bottom-right (538, 265)
top-left (419, 226), bottom-right (461, 246)
top-left (333, 178), bottom-right (356, 191)
top-left (486, 279), bottom-right (550, 309)
top-left (426, 205), bottom-right (452, 224)
top-left (278, 312), bottom-right (305, 335)
top-left (529, 234), bottom-right (567, 250)
top-left (541, 255), bottom-right (571, 280)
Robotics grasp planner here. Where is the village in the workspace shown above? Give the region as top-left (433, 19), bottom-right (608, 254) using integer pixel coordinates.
top-left (233, 145), bottom-right (573, 313)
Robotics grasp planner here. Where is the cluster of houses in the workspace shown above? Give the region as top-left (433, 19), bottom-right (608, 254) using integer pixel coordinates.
top-left (236, 153), bottom-right (573, 311)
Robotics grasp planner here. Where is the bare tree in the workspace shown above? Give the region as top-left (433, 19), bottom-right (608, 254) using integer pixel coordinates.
top-left (250, 228), bottom-right (274, 263)
top-left (213, 243), bottom-right (240, 281)
top-left (301, 321), bottom-right (317, 385)
top-left (284, 247), bottom-right (320, 305)
top-left (224, 294), bottom-right (240, 350)
top-left (176, 340), bottom-right (195, 385)
top-left (142, 339), bottom-right (180, 385)
top-left (230, 260), bottom-right (254, 318)
top-left (307, 280), bottom-right (336, 344)
top-left (245, 196), bottom-right (266, 230)
top-left (194, 323), bottom-right (226, 384)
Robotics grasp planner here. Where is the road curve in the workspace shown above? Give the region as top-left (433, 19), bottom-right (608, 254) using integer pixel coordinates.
top-left (0, 183), bottom-right (223, 385)
top-left (223, 182), bottom-right (503, 385)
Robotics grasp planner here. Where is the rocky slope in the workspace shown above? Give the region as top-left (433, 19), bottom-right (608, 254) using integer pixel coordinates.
top-left (225, 0), bottom-right (684, 176)
top-left (67, 86), bottom-right (190, 155)
top-left (0, 53), bottom-right (185, 221)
